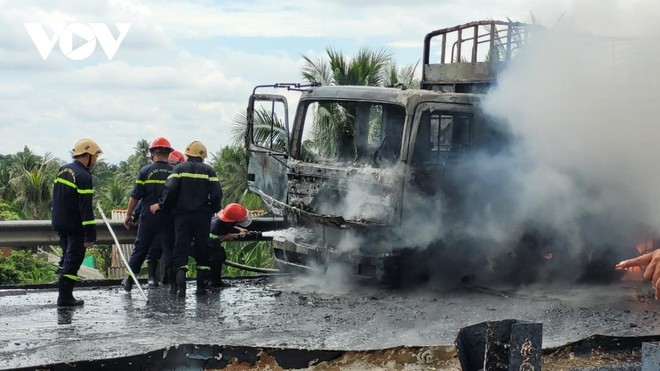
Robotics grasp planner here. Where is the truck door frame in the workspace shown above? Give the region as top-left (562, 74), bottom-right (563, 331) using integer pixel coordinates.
top-left (246, 93), bottom-right (290, 214)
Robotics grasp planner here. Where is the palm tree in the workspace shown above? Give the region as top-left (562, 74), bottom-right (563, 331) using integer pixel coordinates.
top-left (301, 47), bottom-right (392, 86)
top-left (210, 146), bottom-right (248, 205)
top-left (231, 108), bottom-right (288, 152)
top-left (98, 175), bottom-right (130, 211)
top-left (8, 151), bottom-right (58, 219)
top-left (0, 162), bottom-right (13, 201)
top-left (301, 47), bottom-right (396, 160)
top-left (381, 60), bottom-right (421, 89)
top-left (129, 139), bottom-right (151, 174)
top-left (12, 146), bottom-right (41, 174)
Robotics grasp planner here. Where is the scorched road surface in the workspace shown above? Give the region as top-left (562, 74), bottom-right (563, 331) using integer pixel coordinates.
top-left (1, 275), bottom-right (659, 369)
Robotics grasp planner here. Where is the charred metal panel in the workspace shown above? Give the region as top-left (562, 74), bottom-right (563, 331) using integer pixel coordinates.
top-left (456, 319), bottom-right (542, 371)
top-left (424, 62), bottom-right (505, 84)
top-left (287, 161), bottom-right (401, 224)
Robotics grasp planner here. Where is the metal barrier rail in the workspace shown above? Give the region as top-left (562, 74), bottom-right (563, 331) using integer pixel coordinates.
top-left (0, 217), bottom-right (285, 248)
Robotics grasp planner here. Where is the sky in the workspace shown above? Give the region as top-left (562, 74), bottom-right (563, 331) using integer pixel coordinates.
top-left (0, 0), bottom-right (573, 164)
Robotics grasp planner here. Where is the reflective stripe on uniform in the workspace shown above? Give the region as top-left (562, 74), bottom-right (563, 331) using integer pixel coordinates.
top-left (169, 173), bottom-right (214, 180)
top-left (179, 173), bottom-right (210, 179)
top-left (197, 266), bottom-right (211, 270)
top-left (63, 274), bottom-right (78, 281)
top-left (55, 177), bottom-right (77, 189)
top-left (209, 233), bottom-right (219, 240)
top-left (209, 177), bottom-right (219, 182)
top-left (55, 177), bottom-right (93, 194)
top-left (136, 179), bottom-right (166, 184)
top-left (82, 220), bottom-right (96, 226)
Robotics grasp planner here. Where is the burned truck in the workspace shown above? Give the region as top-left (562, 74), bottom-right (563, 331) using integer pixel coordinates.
top-left (245, 21), bottom-right (544, 285)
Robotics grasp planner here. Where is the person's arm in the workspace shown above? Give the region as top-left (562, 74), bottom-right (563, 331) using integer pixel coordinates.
top-left (155, 170), bottom-right (181, 213)
top-left (616, 250), bottom-right (660, 299)
top-left (77, 171), bottom-right (96, 245)
top-left (207, 168), bottom-right (222, 213)
top-left (124, 197), bottom-right (139, 229)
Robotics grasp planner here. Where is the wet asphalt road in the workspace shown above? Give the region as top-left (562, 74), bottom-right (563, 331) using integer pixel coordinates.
top-left (1, 275), bottom-right (660, 370)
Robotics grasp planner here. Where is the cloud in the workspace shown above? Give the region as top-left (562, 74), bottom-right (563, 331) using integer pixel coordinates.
top-left (0, 0), bottom-right (594, 165)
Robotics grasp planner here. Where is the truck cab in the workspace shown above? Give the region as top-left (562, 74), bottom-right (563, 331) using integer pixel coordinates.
top-left (245, 21), bottom-right (530, 285)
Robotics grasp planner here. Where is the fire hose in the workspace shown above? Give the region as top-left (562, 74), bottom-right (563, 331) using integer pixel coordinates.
top-left (223, 231), bottom-right (280, 273)
top-left (224, 259), bottom-right (279, 274)
top-left (96, 203), bottom-right (149, 303)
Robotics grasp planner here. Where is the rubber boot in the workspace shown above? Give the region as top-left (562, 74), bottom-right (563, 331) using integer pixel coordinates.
top-left (167, 268), bottom-right (177, 295)
top-left (196, 270), bottom-right (208, 296)
top-left (175, 268), bottom-right (187, 297)
top-left (208, 278), bottom-right (232, 290)
top-left (147, 260), bottom-right (159, 287)
top-left (161, 264), bottom-right (169, 285)
top-left (207, 263), bottom-right (229, 291)
top-left (57, 276), bottom-right (84, 307)
top-left (121, 275), bottom-right (133, 292)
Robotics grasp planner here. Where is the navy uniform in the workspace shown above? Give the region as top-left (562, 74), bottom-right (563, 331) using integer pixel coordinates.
top-left (156, 141), bottom-right (222, 297)
top-left (206, 203), bottom-right (253, 288)
top-left (51, 139), bottom-right (102, 307)
top-left (122, 137), bottom-right (175, 292)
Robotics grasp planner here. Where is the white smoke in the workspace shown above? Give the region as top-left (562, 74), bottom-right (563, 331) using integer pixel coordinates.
top-left (378, 2), bottom-right (660, 283)
top-left (465, 1), bottom-right (660, 278)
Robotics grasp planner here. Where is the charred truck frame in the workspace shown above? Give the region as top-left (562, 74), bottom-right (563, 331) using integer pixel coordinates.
top-left (245, 21), bottom-right (530, 285)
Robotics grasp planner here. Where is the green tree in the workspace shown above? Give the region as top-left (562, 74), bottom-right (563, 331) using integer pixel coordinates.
top-left (210, 146), bottom-right (248, 205)
top-left (0, 250), bottom-right (57, 284)
top-left (231, 108), bottom-right (288, 152)
top-left (301, 47), bottom-right (392, 86)
top-left (0, 162), bottom-right (13, 201)
top-left (98, 175), bottom-right (130, 212)
top-left (381, 60), bottom-right (421, 89)
top-left (8, 150), bottom-right (59, 219)
top-left (301, 47), bottom-right (418, 159)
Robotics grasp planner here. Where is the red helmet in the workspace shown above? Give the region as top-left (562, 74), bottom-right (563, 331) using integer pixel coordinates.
top-left (218, 203), bottom-right (252, 227)
top-left (168, 150), bottom-right (185, 164)
top-left (149, 137), bottom-right (173, 152)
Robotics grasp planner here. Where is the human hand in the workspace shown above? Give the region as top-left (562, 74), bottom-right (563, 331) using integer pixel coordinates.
top-left (149, 203), bottom-right (161, 214)
top-left (221, 234), bottom-right (239, 242)
top-left (84, 241), bottom-right (95, 249)
top-left (616, 249), bottom-right (660, 299)
top-left (123, 215), bottom-right (133, 229)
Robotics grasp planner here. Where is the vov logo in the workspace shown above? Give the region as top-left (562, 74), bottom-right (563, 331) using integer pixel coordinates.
top-left (24, 23), bottom-right (131, 61)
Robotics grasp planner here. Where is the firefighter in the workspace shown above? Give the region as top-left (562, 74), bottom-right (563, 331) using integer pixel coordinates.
top-left (151, 140), bottom-right (222, 297)
top-left (617, 250), bottom-right (660, 300)
top-left (122, 137), bottom-right (175, 292)
top-left (206, 203), bottom-right (254, 289)
top-left (51, 138), bottom-right (102, 307)
top-left (140, 148), bottom-right (184, 286)
top-left (168, 150), bottom-right (185, 165)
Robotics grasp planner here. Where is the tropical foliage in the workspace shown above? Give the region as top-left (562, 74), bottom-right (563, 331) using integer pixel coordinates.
top-left (0, 250), bottom-right (57, 284)
top-left (299, 47), bottom-right (419, 161)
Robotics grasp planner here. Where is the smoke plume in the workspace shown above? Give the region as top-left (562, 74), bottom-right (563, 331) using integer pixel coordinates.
top-left (435, 1), bottom-right (660, 283)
